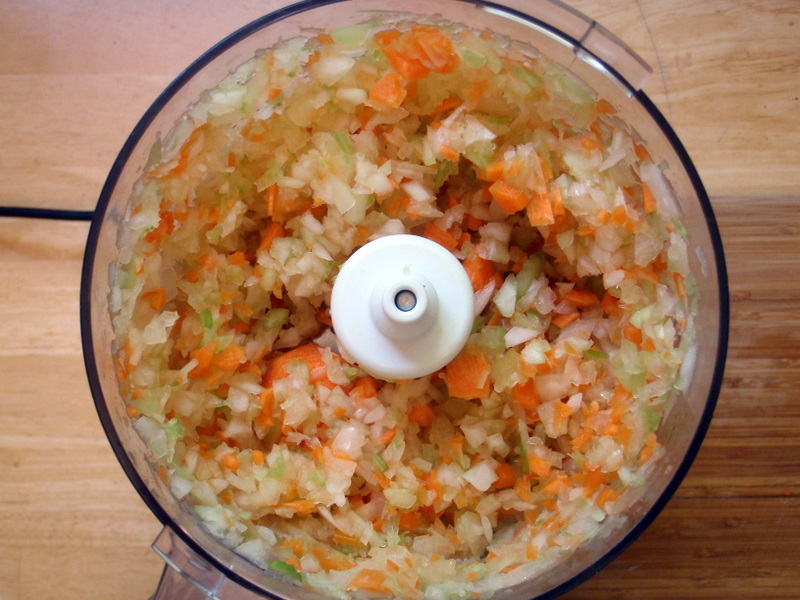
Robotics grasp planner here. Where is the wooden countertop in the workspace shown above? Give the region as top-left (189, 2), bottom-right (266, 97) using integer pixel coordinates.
top-left (1, 1), bottom-right (797, 598)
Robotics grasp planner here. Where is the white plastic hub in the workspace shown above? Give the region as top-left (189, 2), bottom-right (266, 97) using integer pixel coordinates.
top-left (331, 234), bottom-right (474, 380)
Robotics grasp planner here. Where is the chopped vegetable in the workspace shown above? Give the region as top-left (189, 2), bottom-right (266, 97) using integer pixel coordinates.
top-left (112, 19), bottom-right (694, 600)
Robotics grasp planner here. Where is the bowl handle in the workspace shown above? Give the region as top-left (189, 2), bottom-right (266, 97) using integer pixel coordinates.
top-left (150, 526), bottom-right (262, 599)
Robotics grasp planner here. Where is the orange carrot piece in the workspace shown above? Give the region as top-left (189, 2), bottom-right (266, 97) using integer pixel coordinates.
top-left (527, 190), bottom-right (555, 226)
top-left (259, 222), bottom-right (285, 251)
top-left (189, 340), bottom-right (217, 379)
top-left (219, 453), bottom-right (240, 473)
top-left (141, 288), bottom-right (167, 311)
top-left (541, 475), bottom-right (569, 495)
top-left (279, 499), bottom-right (318, 515)
top-left (349, 376), bottom-right (379, 400)
top-left (673, 271), bottom-right (686, 298)
top-left (494, 461), bottom-right (517, 489)
top-left (528, 453), bottom-right (553, 478)
top-left (214, 344), bottom-right (246, 372)
top-left (440, 144), bottom-right (460, 162)
top-left (622, 323), bottom-right (643, 346)
top-left (600, 291), bottom-right (620, 316)
top-left (563, 288), bottom-right (600, 308)
top-left (369, 71), bottom-right (407, 108)
top-left (512, 379), bottom-right (541, 412)
top-left (408, 404), bottom-right (436, 428)
top-left (384, 47), bottom-right (430, 80)
top-left (552, 313), bottom-right (580, 329)
top-left (597, 99), bottom-right (616, 114)
top-left (462, 252), bottom-right (497, 292)
top-left (446, 347), bottom-right (491, 400)
top-left (409, 26), bottom-right (460, 74)
top-left (263, 343), bottom-right (334, 388)
top-left (377, 426), bottom-right (398, 445)
top-left (349, 569), bottom-right (391, 594)
top-left (489, 180), bottom-right (528, 214)
top-left (430, 96), bottom-right (462, 117)
top-left (642, 181), bottom-right (657, 214)
top-left (228, 251), bottom-right (246, 267)
top-left (251, 449), bottom-right (265, 466)
top-left (550, 184), bottom-right (565, 217)
top-left (310, 545), bottom-right (356, 571)
top-left (398, 511), bottom-right (426, 530)
top-left (581, 136), bottom-right (602, 151)
top-left (422, 221), bottom-right (459, 251)
top-left (483, 160), bottom-right (506, 181)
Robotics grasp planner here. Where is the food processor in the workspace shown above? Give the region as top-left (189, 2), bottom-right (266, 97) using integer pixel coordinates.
top-left (80, 0), bottom-right (729, 598)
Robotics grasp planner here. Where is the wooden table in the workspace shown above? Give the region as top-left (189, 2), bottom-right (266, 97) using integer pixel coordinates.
top-left (1, 1), bottom-right (797, 598)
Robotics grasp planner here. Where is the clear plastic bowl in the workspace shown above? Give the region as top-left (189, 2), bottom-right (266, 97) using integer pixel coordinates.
top-left (80, 1), bottom-right (729, 598)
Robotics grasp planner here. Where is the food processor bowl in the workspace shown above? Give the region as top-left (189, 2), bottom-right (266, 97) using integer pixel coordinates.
top-left (80, 1), bottom-right (728, 598)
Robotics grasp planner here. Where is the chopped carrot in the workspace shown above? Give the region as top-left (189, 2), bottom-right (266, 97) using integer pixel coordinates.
top-left (369, 71), bottom-right (406, 108)
top-left (251, 449), bottom-right (265, 466)
top-left (259, 221), bottom-right (285, 251)
top-left (622, 323), bottom-right (643, 346)
top-left (494, 461), bottom-right (517, 489)
top-left (642, 181), bottom-right (657, 214)
top-left (673, 271), bottom-right (686, 298)
top-left (422, 221), bottom-right (459, 251)
top-left (141, 288), bottom-right (167, 311)
top-left (595, 485), bottom-right (618, 507)
top-left (489, 180), bottom-right (528, 214)
top-left (228, 251), bottom-right (246, 267)
top-left (409, 26), bottom-right (460, 74)
top-left (563, 288), bottom-right (600, 308)
top-left (483, 160), bottom-right (506, 181)
top-left (634, 141), bottom-right (651, 161)
top-left (462, 252), bottom-right (497, 292)
top-left (398, 510), bottom-right (426, 530)
top-left (446, 347), bottom-right (491, 400)
top-left (528, 453), bottom-right (553, 478)
top-left (570, 426), bottom-right (594, 452)
top-left (440, 144), bottom-right (460, 162)
top-left (541, 474), bottom-right (569, 495)
top-left (254, 387), bottom-right (275, 429)
top-left (349, 376), bottom-right (378, 400)
top-left (597, 99), bottom-right (616, 114)
top-left (377, 426), bottom-right (397, 445)
top-left (332, 530), bottom-right (363, 547)
top-left (316, 308), bottom-right (333, 327)
top-left (279, 499), bottom-right (318, 515)
top-left (463, 213), bottom-right (485, 232)
top-left (550, 184), bottom-right (565, 217)
top-left (374, 29), bottom-right (402, 48)
top-left (600, 291), bottom-right (620, 316)
top-left (384, 47), bottom-right (431, 80)
top-left (641, 337), bottom-right (657, 352)
top-left (219, 453), bottom-right (240, 473)
top-left (552, 312), bottom-right (580, 329)
top-left (263, 343), bottom-right (334, 388)
top-left (264, 185), bottom-right (279, 220)
top-left (189, 340), bottom-right (217, 379)
top-left (310, 545), bottom-right (356, 571)
top-left (581, 136), bottom-right (602, 151)
top-left (512, 378), bottom-right (540, 412)
top-left (214, 344), bottom-right (247, 372)
top-left (408, 404), bottom-right (436, 428)
top-left (429, 96), bottom-right (462, 117)
top-left (349, 569), bottom-right (391, 594)
top-left (526, 190), bottom-right (555, 226)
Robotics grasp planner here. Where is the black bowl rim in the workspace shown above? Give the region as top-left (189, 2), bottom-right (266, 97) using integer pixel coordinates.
top-left (80, 0), bottom-right (730, 597)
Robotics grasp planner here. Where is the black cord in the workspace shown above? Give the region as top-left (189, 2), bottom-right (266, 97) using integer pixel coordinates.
top-left (0, 206), bottom-right (94, 221)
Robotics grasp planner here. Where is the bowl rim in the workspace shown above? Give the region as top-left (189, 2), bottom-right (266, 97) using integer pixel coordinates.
top-left (80, 0), bottom-right (730, 597)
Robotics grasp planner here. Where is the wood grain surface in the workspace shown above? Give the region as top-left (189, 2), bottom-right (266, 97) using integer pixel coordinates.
top-left (0, 1), bottom-right (798, 599)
